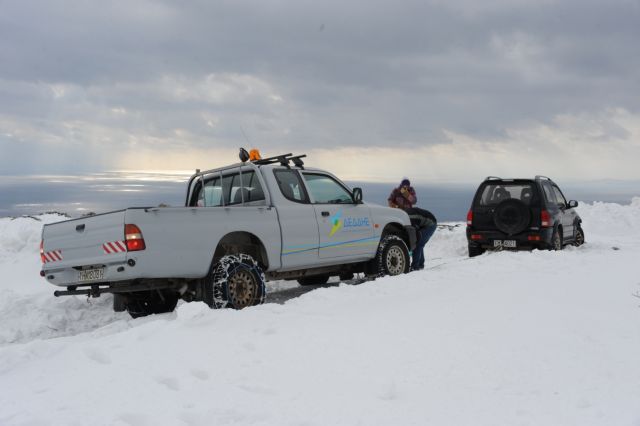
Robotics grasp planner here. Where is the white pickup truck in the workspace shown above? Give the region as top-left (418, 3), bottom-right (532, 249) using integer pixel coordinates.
top-left (40, 151), bottom-right (416, 317)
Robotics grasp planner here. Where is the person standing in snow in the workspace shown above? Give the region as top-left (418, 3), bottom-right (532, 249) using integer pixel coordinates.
top-left (387, 179), bottom-right (434, 270)
top-left (387, 178), bottom-right (417, 210)
top-left (404, 207), bottom-right (437, 271)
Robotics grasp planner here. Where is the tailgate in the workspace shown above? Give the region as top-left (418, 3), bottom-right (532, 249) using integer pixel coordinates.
top-left (42, 210), bottom-right (128, 270)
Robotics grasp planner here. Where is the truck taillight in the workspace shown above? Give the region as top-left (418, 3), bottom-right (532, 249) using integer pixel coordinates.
top-left (40, 240), bottom-right (46, 263)
top-left (466, 210), bottom-right (473, 226)
top-left (125, 224), bottom-right (146, 251)
top-left (541, 210), bottom-right (551, 227)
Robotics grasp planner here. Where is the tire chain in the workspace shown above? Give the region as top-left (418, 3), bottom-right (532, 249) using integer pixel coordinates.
top-left (211, 254), bottom-right (266, 309)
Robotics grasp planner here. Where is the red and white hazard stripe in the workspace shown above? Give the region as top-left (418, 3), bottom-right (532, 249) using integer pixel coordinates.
top-left (103, 241), bottom-right (127, 254)
top-left (43, 250), bottom-right (63, 263)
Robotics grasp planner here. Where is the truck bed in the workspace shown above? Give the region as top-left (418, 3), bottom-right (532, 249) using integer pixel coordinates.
top-left (41, 206), bottom-right (282, 287)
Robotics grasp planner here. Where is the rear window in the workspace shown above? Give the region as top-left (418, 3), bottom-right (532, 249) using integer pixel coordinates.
top-left (191, 169), bottom-right (266, 207)
top-left (478, 183), bottom-right (536, 206)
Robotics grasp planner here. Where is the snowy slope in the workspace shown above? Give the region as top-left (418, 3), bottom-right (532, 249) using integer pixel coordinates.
top-left (0, 200), bottom-right (639, 426)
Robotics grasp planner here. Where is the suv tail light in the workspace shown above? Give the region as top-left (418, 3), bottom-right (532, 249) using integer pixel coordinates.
top-left (125, 224), bottom-right (146, 251)
top-left (540, 210), bottom-right (551, 228)
top-left (40, 240), bottom-right (46, 263)
top-left (466, 210), bottom-right (473, 226)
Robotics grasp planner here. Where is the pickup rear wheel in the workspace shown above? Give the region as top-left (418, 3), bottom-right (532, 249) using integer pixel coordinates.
top-left (124, 291), bottom-right (179, 319)
top-left (376, 235), bottom-right (410, 277)
top-left (206, 254), bottom-right (266, 309)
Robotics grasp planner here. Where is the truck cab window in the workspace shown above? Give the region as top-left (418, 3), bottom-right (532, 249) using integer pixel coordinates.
top-left (203, 176), bottom-right (223, 206)
top-left (192, 173), bottom-right (223, 207)
top-left (222, 173), bottom-right (243, 205)
top-left (241, 171), bottom-right (266, 203)
top-left (302, 173), bottom-right (353, 204)
top-left (274, 169), bottom-right (308, 203)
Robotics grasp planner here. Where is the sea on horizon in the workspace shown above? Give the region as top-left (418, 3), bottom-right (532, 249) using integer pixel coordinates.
top-left (0, 172), bottom-right (638, 222)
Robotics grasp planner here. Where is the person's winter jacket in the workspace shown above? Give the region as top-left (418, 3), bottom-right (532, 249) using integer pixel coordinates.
top-left (388, 186), bottom-right (417, 210)
top-left (405, 207), bottom-right (437, 229)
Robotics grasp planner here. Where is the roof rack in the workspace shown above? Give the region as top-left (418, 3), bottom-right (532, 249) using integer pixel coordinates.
top-left (484, 176), bottom-right (502, 181)
top-left (535, 175), bottom-right (552, 181)
top-left (252, 152), bottom-right (307, 168)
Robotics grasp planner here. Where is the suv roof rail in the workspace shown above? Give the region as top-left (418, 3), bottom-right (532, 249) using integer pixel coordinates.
top-left (535, 175), bottom-right (552, 181)
top-left (484, 176), bottom-right (502, 181)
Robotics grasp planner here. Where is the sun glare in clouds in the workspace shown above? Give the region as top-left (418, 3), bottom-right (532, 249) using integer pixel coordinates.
top-left (112, 108), bottom-right (640, 184)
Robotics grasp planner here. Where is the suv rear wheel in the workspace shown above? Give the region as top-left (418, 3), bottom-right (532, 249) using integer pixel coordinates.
top-left (551, 230), bottom-right (563, 251)
top-left (468, 245), bottom-right (485, 258)
top-left (574, 226), bottom-right (585, 246)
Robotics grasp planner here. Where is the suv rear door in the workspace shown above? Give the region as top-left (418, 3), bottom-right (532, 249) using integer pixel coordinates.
top-left (551, 184), bottom-right (576, 240)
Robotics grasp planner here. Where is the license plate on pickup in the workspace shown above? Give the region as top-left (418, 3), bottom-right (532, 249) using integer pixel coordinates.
top-left (494, 240), bottom-right (516, 248)
top-left (78, 268), bottom-right (105, 282)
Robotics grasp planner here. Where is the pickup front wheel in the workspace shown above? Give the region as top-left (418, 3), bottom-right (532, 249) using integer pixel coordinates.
top-left (206, 254), bottom-right (266, 309)
top-left (376, 235), bottom-right (410, 277)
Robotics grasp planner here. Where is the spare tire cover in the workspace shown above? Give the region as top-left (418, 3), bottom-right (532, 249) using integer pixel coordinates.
top-left (493, 199), bottom-right (531, 235)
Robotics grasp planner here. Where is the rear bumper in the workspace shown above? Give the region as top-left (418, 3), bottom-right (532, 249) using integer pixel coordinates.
top-left (42, 259), bottom-right (134, 287)
top-left (466, 227), bottom-right (554, 250)
top-left (51, 280), bottom-right (179, 298)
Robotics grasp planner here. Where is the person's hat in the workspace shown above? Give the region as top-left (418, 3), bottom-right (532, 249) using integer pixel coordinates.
top-left (400, 178), bottom-right (410, 187)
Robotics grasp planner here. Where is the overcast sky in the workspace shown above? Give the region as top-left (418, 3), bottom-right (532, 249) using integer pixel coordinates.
top-left (1, 0), bottom-right (639, 182)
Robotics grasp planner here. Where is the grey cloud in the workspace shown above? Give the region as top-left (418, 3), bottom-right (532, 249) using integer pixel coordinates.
top-left (0, 0), bottom-right (639, 173)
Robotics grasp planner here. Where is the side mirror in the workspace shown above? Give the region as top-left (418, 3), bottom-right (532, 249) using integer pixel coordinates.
top-left (352, 187), bottom-right (363, 204)
top-left (568, 200), bottom-right (578, 208)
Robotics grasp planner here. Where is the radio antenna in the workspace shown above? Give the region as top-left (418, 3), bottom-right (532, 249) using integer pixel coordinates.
top-left (240, 125), bottom-right (251, 145)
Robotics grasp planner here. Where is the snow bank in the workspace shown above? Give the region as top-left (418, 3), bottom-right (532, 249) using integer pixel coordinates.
top-left (0, 214), bottom-right (67, 295)
top-left (0, 202), bottom-right (639, 425)
top-left (577, 197), bottom-right (640, 242)
top-left (0, 214), bottom-right (127, 345)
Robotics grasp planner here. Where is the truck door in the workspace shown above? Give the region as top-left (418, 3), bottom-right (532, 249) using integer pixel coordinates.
top-left (301, 172), bottom-right (375, 259)
top-left (273, 169), bottom-right (321, 269)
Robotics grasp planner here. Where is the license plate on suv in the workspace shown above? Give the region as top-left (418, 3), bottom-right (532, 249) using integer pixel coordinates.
top-left (494, 240), bottom-right (516, 248)
top-left (78, 268), bottom-right (105, 282)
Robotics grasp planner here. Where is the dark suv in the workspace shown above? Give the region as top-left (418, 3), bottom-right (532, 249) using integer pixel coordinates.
top-left (466, 176), bottom-right (585, 257)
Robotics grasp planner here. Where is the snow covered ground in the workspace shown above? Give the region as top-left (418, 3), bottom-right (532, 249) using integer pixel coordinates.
top-left (1, 200), bottom-right (639, 425)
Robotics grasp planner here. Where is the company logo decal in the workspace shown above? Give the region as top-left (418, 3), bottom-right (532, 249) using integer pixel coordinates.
top-left (329, 210), bottom-right (343, 236)
top-left (328, 210), bottom-right (370, 237)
